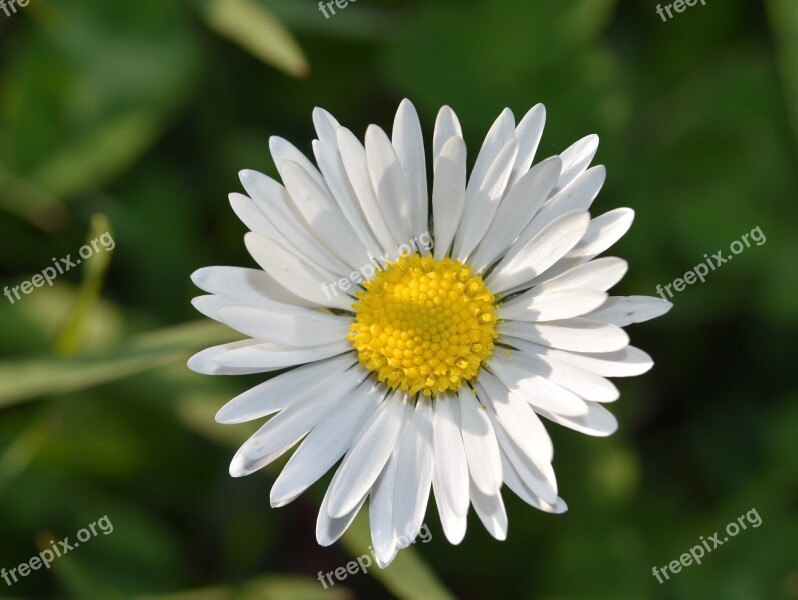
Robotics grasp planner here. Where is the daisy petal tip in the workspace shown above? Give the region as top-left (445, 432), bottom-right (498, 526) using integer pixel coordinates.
top-left (600, 423), bottom-right (619, 438)
top-left (397, 97), bottom-right (416, 112)
top-left (187, 349), bottom-right (216, 375)
top-left (269, 490), bottom-right (294, 509)
top-left (189, 268), bottom-right (207, 287)
top-left (375, 548), bottom-right (399, 569)
top-left (315, 532), bottom-right (335, 548)
top-left (268, 135), bottom-right (285, 152)
top-left (214, 405), bottom-right (237, 425)
top-left (189, 295), bottom-right (208, 313)
top-left (186, 354), bottom-right (200, 373)
top-left (542, 154), bottom-right (562, 169)
top-left (228, 456), bottom-right (250, 478)
top-left (446, 528), bottom-right (466, 545)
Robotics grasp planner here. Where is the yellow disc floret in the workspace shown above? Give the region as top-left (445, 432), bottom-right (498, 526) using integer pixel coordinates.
top-left (348, 254), bottom-right (498, 397)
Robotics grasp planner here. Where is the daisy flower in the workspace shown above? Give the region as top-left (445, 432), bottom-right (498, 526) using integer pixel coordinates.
top-left (188, 99), bottom-right (671, 567)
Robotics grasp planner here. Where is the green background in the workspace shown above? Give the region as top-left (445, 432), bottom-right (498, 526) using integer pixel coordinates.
top-left (1, 0), bottom-right (796, 598)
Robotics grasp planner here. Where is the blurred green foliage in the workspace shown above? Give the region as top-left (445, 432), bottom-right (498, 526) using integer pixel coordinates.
top-left (0, 0), bottom-right (796, 598)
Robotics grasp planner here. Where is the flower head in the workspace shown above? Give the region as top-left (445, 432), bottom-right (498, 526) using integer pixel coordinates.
top-left (189, 100), bottom-right (671, 567)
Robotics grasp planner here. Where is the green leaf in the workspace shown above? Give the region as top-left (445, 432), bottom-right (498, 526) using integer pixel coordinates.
top-left (0, 0), bottom-right (199, 200)
top-left (29, 111), bottom-right (164, 200)
top-left (766, 0), bottom-right (798, 149)
top-left (201, 0), bottom-right (309, 78)
top-left (0, 166), bottom-right (66, 231)
top-left (0, 321), bottom-right (236, 407)
top-left (54, 214), bottom-right (116, 356)
top-left (135, 574), bottom-right (351, 600)
top-left (0, 422), bottom-right (45, 492)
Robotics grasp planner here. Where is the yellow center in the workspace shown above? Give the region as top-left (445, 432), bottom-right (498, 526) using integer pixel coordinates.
top-left (348, 254), bottom-right (498, 397)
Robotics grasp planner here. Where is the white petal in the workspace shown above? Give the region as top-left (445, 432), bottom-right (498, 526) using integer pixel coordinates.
top-left (432, 465), bottom-right (467, 545)
top-left (510, 104), bottom-right (546, 186)
top-left (317, 475), bottom-right (367, 547)
top-left (280, 160), bottom-right (370, 271)
top-left (312, 106), bottom-right (340, 147)
top-left (488, 352), bottom-right (589, 417)
top-left (498, 288), bottom-right (608, 322)
top-left (238, 170), bottom-right (349, 276)
top-left (519, 343), bottom-right (654, 377)
top-left (374, 544), bottom-right (399, 569)
top-left (469, 480), bottom-right (507, 541)
top-left (336, 126), bottom-right (399, 253)
top-left (486, 211), bottom-right (590, 294)
top-left (244, 232), bottom-right (354, 311)
top-left (553, 134), bottom-right (598, 195)
top-left (217, 305), bottom-right (351, 347)
top-left (188, 340), bottom-right (280, 376)
top-left (216, 353), bottom-right (356, 424)
top-left (392, 397), bottom-right (434, 546)
top-left (468, 156), bottom-right (561, 273)
top-left (229, 366), bottom-right (365, 476)
top-left (432, 106), bottom-right (463, 166)
top-left (229, 192), bottom-right (287, 244)
top-left (499, 318), bottom-right (629, 353)
top-left (565, 208), bottom-right (635, 261)
top-left (532, 257), bottom-right (628, 293)
top-left (369, 439), bottom-right (401, 566)
top-left (457, 387), bottom-right (503, 495)
top-left (524, 165), bottom-right (606, 242)
top-left (432, 136), bottom-right (466, 260)
top-left (478, 371), bottom-right (553, 465)
top-left (392, 99), bottom-right (429, 239)
top-left (327, 391), bottom-right (408, 518)
top-left (538, 402), bottom-right (619, 437)
top-left (192, 294), bottom-right (253, 324)
top-left (511, 349), bottom-right (620, 403)
top-left (586, 295), bottom-right (673, 326)
top-left (468, 108), bottom-right (515, 194)
top-left (365, 125), bottom-right (415, 247)
top-left (521, 215), bottom-right (637, 292)
top-left (270, 378), bottom-right (384, 507)
top-left (500, 450), bottom-right (566, 514)
top-left (269, 136), bottom-right (328, 192)
top-left (191, 266), bottom-right (316, 309)
top-left (453, 139), bottom-right (518, 261)
top-left (486, 404), bottom-right (559, 504)
top-left (433, 393), bottom-right (469, 517)
top-left (313, 139), bottom-right (383, 258)
top-left (215, 340), bottom-right (353, 370)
